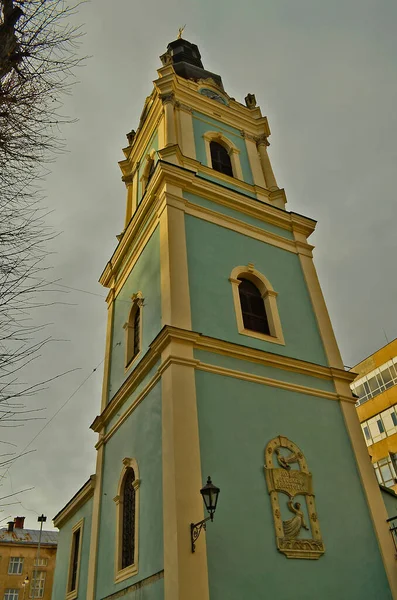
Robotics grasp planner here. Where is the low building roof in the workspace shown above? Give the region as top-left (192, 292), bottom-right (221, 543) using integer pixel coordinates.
top-left (0, 527), bottom-right (58, 545)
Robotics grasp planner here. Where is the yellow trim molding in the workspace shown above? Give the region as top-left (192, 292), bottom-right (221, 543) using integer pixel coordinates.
top-left (53, 476), bottom-right (95, 529)
top-left (113, 458), bottom-right (140, 584)
top-left (229, 264), bottom-right (285, 345)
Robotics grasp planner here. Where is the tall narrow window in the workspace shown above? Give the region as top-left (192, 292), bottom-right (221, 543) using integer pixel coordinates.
top-left (122, 467), bottom-right (136, 569)
top-left (67, 519), bottom-right (83, 599)
top-left (238, 278), bottom-right (270, 335)
top-left (70, 529), bottom-right (81, 592)
top-left (229, 265), bottom-right (284, 345)
top-left (132, 308), bottom-right (140, 359)
top-left (210, 141), bottom-right (233, 176)
top-left (124, 293), bottom-right (143, 368)
top-left (114, 458), bottom-right (140, 583)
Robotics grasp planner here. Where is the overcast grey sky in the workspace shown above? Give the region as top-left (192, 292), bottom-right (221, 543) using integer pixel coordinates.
top-left (1, 0), bottom-right (396, 530)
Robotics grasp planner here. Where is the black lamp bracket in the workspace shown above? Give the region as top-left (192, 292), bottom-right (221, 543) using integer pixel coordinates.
top-left (190, 516), bottom-right (211, 553)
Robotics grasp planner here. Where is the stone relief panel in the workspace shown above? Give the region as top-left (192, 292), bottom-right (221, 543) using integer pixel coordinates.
top-left (264, 435), bottom-right (325, 559)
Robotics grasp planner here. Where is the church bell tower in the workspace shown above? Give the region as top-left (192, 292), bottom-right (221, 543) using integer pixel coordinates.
top-left (52, 37), bottom-right (397, 600)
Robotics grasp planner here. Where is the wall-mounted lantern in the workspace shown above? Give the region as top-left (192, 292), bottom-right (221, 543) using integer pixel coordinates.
top-left (190, 476), bottom-right (220, 553)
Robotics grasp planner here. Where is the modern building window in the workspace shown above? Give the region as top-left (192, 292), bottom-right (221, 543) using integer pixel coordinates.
top-left (210, 141), bottom-right (233, 177)
top-left (30, 572), bottom-right (45, 599)
top-left (361, 405), bottom-right (397, 446)
top-left (351, 357), bottom-right (397, 405)
top-left (114, 458), bottom-right (140, 583)
top-left (8, 557), bottom-right (23, 575)
top-left (374, 456), bottom-right (397, 488)
top-left (363, 425), bottom-right (371, 441)
top-left (238, 278), bottom-right (270, 335)
top-left (67, 519), bottom-right (84, 599)
top-left (229, 265), bottom-right (284, 345)
top-left (4, 591), bottom-right (19, 600)
top-left (124, 293), bottom-right (143, 368)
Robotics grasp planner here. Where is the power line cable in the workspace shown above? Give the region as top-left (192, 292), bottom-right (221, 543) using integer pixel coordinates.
top-left (0, 356), bottom-right (105, 486)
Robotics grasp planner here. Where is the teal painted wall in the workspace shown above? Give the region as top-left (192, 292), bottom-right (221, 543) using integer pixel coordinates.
top-left (185, 214), bottom-right (328, 366)
top-left (183, 191), bottom-right (293, 239)
top-left (192, 111), bottom-right (254, 186)
top-left (102, 577), bottom-right (164, 599)
top-left (108, 227), bottom-right (161, 401)
top-left (137, 130), bottom-right (159, 204)
top-left (195, 369), bottom-right (392, 599)
top-left (194, 350), bottom-right (335, 394)
top-left (51, 497), bottom-right (93, 600)
top-left (96, 381), bottom-right (163, 599)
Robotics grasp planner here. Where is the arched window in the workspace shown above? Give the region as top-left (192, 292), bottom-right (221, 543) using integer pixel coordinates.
top-left (229, 265), bottom-right (285, 345)
top-left (121, 467), bottom-right (136, 569)
top-left (210, 141), bottom-right (233, 177)
top-left (238, 277), bottom-right (270, 335)
top-left (114, 458), bottom-right (140, 582)
top-left (124, 293), bottom-right (143, 368)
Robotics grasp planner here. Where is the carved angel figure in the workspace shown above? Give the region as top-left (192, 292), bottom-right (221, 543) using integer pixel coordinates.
top-left (282, 501), bottom-right (309, 539)
top-left (275, 448), bottom-right (299, 470)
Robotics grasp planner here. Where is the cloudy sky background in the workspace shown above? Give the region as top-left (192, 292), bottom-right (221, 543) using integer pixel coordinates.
top-left (1, 0), bottom-right (396, 529)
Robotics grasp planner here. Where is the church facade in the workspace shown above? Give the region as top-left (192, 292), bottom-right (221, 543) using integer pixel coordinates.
top-left (51, 38), bottom-right (397, 600)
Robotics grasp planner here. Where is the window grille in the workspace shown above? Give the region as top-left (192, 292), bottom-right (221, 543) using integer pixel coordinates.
top-left (238, 278), bottom-right (270, 335)
top-left (210, 141), bottom-right (233, 177)
top-left (122, 467), bottom-right (136, 569)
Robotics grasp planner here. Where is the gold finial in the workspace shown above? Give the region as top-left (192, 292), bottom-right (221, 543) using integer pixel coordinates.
top-left (177, 25), bottom-right (186, 39)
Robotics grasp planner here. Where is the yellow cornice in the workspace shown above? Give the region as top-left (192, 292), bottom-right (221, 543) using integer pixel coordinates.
top-left (91, 326), bottom-right (356, 437)
top-left (154, 72), bottom-right (271, 137)
top-left (118, 98), bottom-right (163, 176)
top-left (99, 160), bottom-right (316, 290)
top-left (53, 475), bottom-right (96, 529)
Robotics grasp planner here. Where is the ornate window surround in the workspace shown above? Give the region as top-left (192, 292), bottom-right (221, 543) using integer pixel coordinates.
top-left (229, 264), bottom-right (284, 345)
top-left (123, 292), bottom-right (144, 371)
top-left (203, 131), bottom-right (243, 180)
top-left (139, 149), bottom-right (156, 194)
top-left (113, 458), bottom-right (140, 584)
top-left (66, 518), bottom-right (84, 600)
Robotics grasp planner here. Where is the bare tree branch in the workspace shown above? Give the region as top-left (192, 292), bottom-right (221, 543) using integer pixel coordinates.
top-left (0, 1), bottom-right (86, 462)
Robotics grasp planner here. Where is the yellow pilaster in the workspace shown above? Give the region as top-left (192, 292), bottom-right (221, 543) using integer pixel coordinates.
top-left (124, 173), bottom-right (137, 229)
top-left (161, 341), bottom-right (209, 600)
top-left (336, 378), bottom-right (397, 599)
top-left (296, 230), bottom-right (397, 599)
top-left (101, 289), bottom-right (116, 412)
top-left (257, 135), bottom-right (278, 191)
top-left (245, 135), bottom-right (266, 188)
top-left (159, 195), bottom-right (192, 329)
top-left (86, 290), bottom-right (115, 600)
top-left (162, 95), bottom-right (177, 147)
top-left (86, 439), bottom-right (104, 600)
top-left (176, 103), bottom-right (196, 159)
